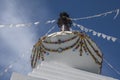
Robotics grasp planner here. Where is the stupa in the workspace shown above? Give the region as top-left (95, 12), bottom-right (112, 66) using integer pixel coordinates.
top-left (11, 12), bottom-right (117, 80)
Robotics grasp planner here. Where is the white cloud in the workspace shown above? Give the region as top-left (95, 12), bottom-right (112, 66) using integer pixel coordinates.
top-left (0, 0), bottom-right (36, 73)
top-left (0, 1), bottom-right (51, 78)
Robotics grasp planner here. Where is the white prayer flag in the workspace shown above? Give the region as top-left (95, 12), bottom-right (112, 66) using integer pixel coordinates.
top-left (4, 68), bottom-right (8, 72)
top-left (106, 36), bottom-right (111, 40)
top-left (77, 24), bottom-right (81, 27)
top-left (72, 23), bottom-right (76, 26)
top-left (88, 29), bottom-right (93, 32)
top-left (20, 24), bottom-right (26, 27)
top-left (8, 64), bottom-right (13, 68)
top-left (0, 25), bottom-right (5, 28)
top-left (92, 31), bottom-right (97, 36)
top-left (15, 24), bottom-right (26, 27)
top-left (46, 20), bottom-right (51, 24)
top-left (80, 25), bottom-right (84, 31)
top-left (51, 20), bottom-right (56, 23)
top-left (15, 24), bottom-right (20, 27)
top-left (46, 20), bottom-right (56, 24)
top-left (34, 22), bottom-right (40, 25)
top-left (84, 28), bottom-right (88, 32)
top-left (97, 32), bottom-right (101, 37)
top-left (102, 34), bottom-right (107, 39)
top-left (111, 37), bottom-right (117, 42)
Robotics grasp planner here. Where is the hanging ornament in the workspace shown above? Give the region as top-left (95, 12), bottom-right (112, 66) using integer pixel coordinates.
top-left (46, 52), bottom-right (50, 55)
top-left (58, 39), bottom-right (62, 44)
top-left (79, 48), bottom-right (83, 56)
top-left (73, 44), bottom-right (80, 51)
top-left (58, 48), bottom-right (63, 53)
top-left (72, 49), bottom-right (76, 51)
top-left (85, 52), bottom-right (89, 55)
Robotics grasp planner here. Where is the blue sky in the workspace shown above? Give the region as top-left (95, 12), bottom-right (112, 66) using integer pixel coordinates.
top-left (0, 0), bottom-right (120, 80)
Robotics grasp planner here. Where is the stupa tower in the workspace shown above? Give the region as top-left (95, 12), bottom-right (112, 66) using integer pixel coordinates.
top-left (11, 12), bottom-right (117, 80)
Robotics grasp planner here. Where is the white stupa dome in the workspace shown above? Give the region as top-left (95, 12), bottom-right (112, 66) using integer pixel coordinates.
top-left (31, 31), bottom-right (103, 74)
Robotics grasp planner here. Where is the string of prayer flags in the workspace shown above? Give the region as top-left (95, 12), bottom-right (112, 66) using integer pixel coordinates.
top-left (73, 23), bottom-right (118, 43)
top-left (71, 9), bottom-right (120, 21)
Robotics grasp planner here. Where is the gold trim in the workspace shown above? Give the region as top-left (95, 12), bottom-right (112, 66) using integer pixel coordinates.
top-left (41, 37), bottom-right (80, 52)
top-left (83, 39), bottom-right (102, 65)
top-left (86, 37), bottom-right (102, 58)
top-left (43, 35), bottom-right (78, 44)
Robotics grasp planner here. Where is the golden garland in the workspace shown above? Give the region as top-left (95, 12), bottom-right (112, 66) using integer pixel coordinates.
top-left (43, 35), bottom-right (78, 44)
top-left (83, 39), bottom-right (102, 65)
top-left (31, 31), bottom-right (103, 68)
top-left (41, 37), bottom-right (80, 52)
top-left (85, 36), bottom-right (102, 58)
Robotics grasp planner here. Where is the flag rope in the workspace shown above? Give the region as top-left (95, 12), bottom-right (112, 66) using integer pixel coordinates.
top-left (71, 9), bottom-right (119, 21)
top-left (103, 58), bottom-right (120, 76)
top-left (73, 22), bottom-right (118, 43)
